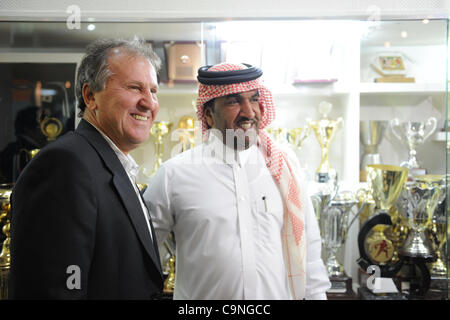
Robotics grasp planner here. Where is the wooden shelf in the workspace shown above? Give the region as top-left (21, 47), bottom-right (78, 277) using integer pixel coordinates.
top-left (359, 82), bottom-right (446, 95)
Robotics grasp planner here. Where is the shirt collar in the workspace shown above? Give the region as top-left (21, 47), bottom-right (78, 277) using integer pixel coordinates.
top-left (85, 119), bottom-right (139, 180)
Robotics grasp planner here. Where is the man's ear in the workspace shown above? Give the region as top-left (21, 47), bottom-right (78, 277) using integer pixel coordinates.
top-left (82, 83), bottom-right (96, 111)
top-left (204, 107), bottom-right (214, 128)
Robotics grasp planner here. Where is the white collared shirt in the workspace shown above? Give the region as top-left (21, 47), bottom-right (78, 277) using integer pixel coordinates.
top-left (86, 120), bottom-right (153, 241)
top-left (144, 134), bottom-right (330, 299)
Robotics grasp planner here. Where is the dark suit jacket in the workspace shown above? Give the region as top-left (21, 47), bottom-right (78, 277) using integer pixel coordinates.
top-left (9, 119), bottom-right (163, 299)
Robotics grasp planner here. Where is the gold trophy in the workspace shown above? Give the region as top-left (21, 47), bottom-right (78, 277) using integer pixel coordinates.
top-left (149, 121), bottom-right (173, 177)
top-left (426, 175), bottom-right (447, 278)
top-left (176, 115), bottom-right (196, 152)
top-left (0, 184), bottom-right (13, 300)
top-left (162, 232), bottom-right (176, 295)
top-left (265, 128), bottom-right (287, 145)
top-left (357, 164), bottom-right (408, 278)
top-left (287, 126), bottom-right (311, 150)
top-left (308, 101), bottom-right (343, 183)
top-left (40, 117), bottom-right (63, 141)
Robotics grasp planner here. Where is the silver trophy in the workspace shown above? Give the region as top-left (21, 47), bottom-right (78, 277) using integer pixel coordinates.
top-left (395, 177), bottom-right (445, 258)
top-left (318, 191), bottom-right (365, 295)
top-left (360, 120), bottom-right (386, 171)
top-left (320, 191), bottom-right (360, 277)
top-left (390, 117), bottom-right (437, 172)
top-left (311, 178), bottom-right (339, 222)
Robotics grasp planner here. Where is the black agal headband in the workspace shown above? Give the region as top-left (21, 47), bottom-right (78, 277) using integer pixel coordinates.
top-left (197, 63), bottom-right (263, 85)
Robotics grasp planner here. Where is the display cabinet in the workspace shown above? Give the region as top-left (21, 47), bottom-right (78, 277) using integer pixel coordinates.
top-left (0, 18), bottom-right (447, 300)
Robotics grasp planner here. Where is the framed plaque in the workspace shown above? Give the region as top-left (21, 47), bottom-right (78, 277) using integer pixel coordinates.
top-left (370, 52), bottom-right (415, 82)
top-left (164, 41), bottom-right (205, 83)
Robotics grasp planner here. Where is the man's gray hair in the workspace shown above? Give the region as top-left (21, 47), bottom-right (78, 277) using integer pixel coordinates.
top-left (75, 38), bottom-right (161, 117)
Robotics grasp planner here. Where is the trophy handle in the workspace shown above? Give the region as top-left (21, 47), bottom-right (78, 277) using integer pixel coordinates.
top-left (389, 118), bottom-right (404, 142)
top-left (422, 117), bottom-right (437, 141)
top-left (356, 212), bottom-right (404, 277)
top-left (296, 124), bottom-right (311, 148)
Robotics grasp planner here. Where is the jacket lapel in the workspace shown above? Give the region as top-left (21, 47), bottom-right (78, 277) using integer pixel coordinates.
top-left (75, 120), bottom-right (162, 276)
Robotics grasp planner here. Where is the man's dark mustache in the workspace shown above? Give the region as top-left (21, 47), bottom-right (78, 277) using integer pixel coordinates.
top-left (236, 117), bottom-right (257, 125)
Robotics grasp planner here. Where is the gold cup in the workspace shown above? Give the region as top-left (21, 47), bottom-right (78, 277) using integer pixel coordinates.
top-left (149, 121), bottom-right (173, 177)
top-left (287, 126), bottom-right (311, 150)
top-left (357, 164), bottom-right (408, 276)
top-left (428, 185), bottom-right (447, 276)
top-left (176, 115), bottom-right (196, 152)
top-left (162, 232), bottom-right (176, 294)
top-left (0, 184), bottom-right (13, 300)
top-left (265, 128), bottom-right (287, 145)
top-left (308, 101), bottom-right (343, 183)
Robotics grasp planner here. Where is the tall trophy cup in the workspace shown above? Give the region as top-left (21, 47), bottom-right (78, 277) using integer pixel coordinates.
top-left (425, 175), bottom-right (447, 278)
top-left (357, 164), bottom-right (408, 280)
top-left (308, 101), bottom-right (343, 183)
top-left (311, 177), bottom-right (339, 222)
top-left (0, 184), bottom-right (12, 300)
top-left (395, 175), bottom-right (445, 296)
top-left (426, 176), bottom-right (447, 294)
top-left (162, 232), bottom-right (176, 297)
top-left (149, 121), bottom-right (173, 177)
top-left (390, 117), bottom-right (437, 176)
top-left (320, 191), bottom-right (364, 297)
top-left (360, 120), bottom-right (386, 182)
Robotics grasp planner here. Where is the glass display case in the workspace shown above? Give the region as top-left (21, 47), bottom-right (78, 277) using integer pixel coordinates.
top-left (0, 18), bottom-right (447, 300)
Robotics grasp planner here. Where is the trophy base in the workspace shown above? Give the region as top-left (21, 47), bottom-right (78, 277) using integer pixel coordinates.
top-left (326, 275), bottom-right (355, 300)
top-left (374, 76), bottom-right (415, 83)
top-left (160, 292), bottom-right (174, 300)
top-left (423, 277), bottom-right (450, 300)
top-left (316, 172), bottom-right (330, 183)
top-left (429, 276), bottom-right (448, 291)
top-left (396, 276), bottom-right (447, 300)
top-left (316, 170), bottom-right (338, 184)
top-left (357, 286), bottom-right (407, 300)
top-left (396, 255), bottom-right (435, 298)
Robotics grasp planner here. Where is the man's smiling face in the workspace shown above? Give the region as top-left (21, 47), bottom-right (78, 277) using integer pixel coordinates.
top-left (205, 89), bottom-right (261, 150)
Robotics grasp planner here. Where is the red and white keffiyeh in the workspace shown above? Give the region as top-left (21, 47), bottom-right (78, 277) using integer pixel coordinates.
top-left (196, 63), bottom-right (307, 300)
